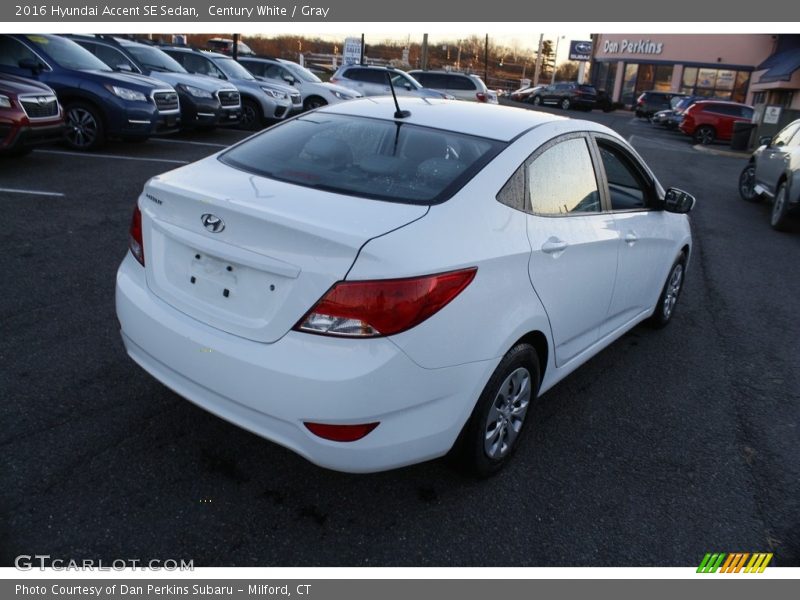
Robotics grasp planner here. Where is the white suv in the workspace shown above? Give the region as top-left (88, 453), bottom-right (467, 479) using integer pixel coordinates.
top-left (238, 56), bottom-right (361, 111)
top-left (409, 70), bottom-right (498, 104)
top-left (330, 65), bottom-right (452, 99)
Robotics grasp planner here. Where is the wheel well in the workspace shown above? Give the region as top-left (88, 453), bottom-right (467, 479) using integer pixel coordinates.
top-left (241, 95), bottom-right (262, 114)
top-left (305, 94), bottom-right (325, 104)
top-left (513, 331), bottom-right (548, 381)
top-left (681, 244), bottom-right (690, 264)
top-left (60, 96), bottom-right (107, 129)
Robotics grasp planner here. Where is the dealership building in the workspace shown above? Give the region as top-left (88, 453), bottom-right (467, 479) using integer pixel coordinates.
top-left (590, 34), bottom-right (800, 113)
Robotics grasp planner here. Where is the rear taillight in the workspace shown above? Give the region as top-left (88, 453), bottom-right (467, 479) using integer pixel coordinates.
top-left (129, 205), bottom-right (144, 266)
top-left (304, 422), bottom-right (379, 442)
top-left (294, 267), bottom-right (477, 338)
top-left (476, 92), bottom-right (487, 102)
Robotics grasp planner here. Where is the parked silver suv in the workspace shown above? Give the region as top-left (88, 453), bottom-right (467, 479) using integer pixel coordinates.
top-left (739, 119), bottom-right (800, 231)
top-left (330, 65), bottom-right (453, 99)
top-left (408, 70), bottom-right (498, 104)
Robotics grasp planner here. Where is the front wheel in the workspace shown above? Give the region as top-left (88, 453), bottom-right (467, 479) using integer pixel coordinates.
top-left (453, 343), bottom-right (540, 477)
top-left (532, 95), bottom-right (542, 106)
top-left (560, 98), bottom-right (571, 110)
top-left (649, 255), bottom-right (686, 329)
top-left (738, 164), bottom-right (762, 202)
top-left (770, 182), bottom-right (791, 231)
top-left (693, 125), bottom-right (715, 145)
top-left (239, 99), bottom-right (263, 131)
top-left (64, 102), bottom-right (105, 150)
top-left (303, 96), bottom-right (327, 111)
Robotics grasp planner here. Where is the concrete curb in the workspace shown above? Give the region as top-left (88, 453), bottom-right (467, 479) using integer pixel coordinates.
top-left (692, 144), bottom-right (751, 159)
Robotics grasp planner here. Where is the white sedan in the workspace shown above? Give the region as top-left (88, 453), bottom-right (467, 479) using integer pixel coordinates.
top-left (116, 97), bottom-right (695, 475)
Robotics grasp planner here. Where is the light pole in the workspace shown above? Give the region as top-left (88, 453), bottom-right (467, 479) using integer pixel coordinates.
top-left (551, 35), bottom-right (565, 85)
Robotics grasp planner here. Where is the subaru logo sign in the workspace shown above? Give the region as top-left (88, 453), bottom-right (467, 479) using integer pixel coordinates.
top-left (569, 40), bottom-right (593, 61)
top-left (201, 213), bottom-right (225, 233)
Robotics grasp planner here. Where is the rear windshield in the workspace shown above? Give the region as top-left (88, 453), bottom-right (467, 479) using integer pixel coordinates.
top-left (219, 113), bottom-right (505, 205)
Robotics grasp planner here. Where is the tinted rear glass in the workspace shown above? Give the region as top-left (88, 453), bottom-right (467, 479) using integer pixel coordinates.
top-left (577, 85), bottom-right (596, 93)
top-left (219, 113), bottom-right (505, 205)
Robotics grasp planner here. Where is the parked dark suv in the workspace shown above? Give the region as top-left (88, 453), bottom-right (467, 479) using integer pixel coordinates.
top-left (635, 91), bottom-right (687, 118)
top-left (66, 35), bottom-right (242, 130)
top-left (529, 82), bottom-right (597, 110)
top-left (0, 34), bottom-right (180, 149)
top-left (1, 74), bottom-right (64, 156)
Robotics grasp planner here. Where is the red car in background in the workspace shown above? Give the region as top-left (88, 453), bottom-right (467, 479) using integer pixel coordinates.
top-left (679, 100), bottom-right (754, 145)
top-left (0, 74), bottom-right (64, 156)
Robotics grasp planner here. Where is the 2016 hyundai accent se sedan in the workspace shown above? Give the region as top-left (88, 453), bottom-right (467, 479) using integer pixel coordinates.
top-left (116, 97), bottom-right (695, 476)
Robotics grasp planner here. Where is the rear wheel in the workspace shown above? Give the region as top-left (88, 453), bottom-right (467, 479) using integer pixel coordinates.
top-left (453, 343), bottom-right (540, 477)
top-left (693, 125), bottom-right (715, 145)
top-left (770, 182), bottom-right (791, 231)
top-left (64, 102), bottom-right (105, 150)
top-left (738, 164), bottom-right (762, 202)
top-left (560, 98), bottom-right (571, 110)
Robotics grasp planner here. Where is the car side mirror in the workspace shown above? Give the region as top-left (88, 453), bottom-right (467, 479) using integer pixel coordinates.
top-left (663, 188), bottom-right (696, 214)
top-left (283, 74), bottom-right (295, 85)
top-left (18, 57), bottom-right (42, 74)
top-left (404, 82), bottom-right (412, 90)
top-left (115, 63), bottom-right (133, 72)
top-left (759, 135), bottom-right (772, 147)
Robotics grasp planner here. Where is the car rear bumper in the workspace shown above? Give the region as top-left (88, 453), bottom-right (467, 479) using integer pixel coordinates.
top-left (115, 253), bottom-right (493, 473)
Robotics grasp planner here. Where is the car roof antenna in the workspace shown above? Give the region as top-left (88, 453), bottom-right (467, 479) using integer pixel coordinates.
top-left (386, 72), bottom-right (411, 119)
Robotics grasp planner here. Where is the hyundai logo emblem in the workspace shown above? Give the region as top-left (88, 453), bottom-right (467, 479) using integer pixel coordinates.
top-left (201, 213), bottom-right (225, 233)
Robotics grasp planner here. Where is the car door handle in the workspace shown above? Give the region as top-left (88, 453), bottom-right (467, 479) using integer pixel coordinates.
top-left (624, 232), bottom-right (638, 246)
top-left (541, 238), bottom-right (568, 254)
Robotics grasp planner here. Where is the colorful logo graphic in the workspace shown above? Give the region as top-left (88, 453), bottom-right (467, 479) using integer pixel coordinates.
top-left (697, 553), bottom-right (773, 573)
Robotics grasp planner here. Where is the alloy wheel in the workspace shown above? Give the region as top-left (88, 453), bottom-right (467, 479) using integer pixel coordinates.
top-left (483, 367), bottom-right (531, 459)
top-left (66, 107), bottom-right (99, 149)
top-left (662, 263), bottom-right (684, 320)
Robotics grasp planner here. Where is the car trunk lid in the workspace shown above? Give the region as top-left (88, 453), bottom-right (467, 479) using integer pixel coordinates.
top-left (140, 157), bottom-right (428, 343)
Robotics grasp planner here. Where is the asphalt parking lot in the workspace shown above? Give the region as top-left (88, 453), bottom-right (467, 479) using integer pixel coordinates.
top-left (2, 105), bottom-right (799, 567)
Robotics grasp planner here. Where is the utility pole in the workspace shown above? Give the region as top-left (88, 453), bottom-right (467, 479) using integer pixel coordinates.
top-left (421, 33), bottom-right (428, 70)
top-left (484, 34), bottom-right (489, 83)
top-left (551, 36), bottom-right (564, 85)
top-left (232, 33), bottom-right (239, 61)
top-left (533, 33), bottom-right (544, 86)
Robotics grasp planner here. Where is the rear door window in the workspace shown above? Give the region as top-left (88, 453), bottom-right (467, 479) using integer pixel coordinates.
top-left (526, 137), bottom-right (600, 216)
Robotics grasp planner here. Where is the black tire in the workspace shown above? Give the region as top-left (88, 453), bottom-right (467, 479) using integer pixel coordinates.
top-left (693, 125), bottom-right (715, 145)
top-left (560, 98), bottom-right (571, 110)
top-left (452, 343), bottom-right (540, 478)
top-left (63, 102), bottom-right (105, 150)
top-left (532, 95), bottom-right (542, 106)
top-left (648, 254), bottom-right (687, 329)
top-left (239, 98), bottom-right (263, 131)
top-left (303, 96), bottom-right (327, 111)
top-left (770, 182), bottom-right (791, 231)
top-left (738, 164), bottom-right (762, 203)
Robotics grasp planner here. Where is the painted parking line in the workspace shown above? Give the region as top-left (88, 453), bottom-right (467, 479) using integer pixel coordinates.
top-left (34, 149), bottom-right (189, 165)
top-left (0, 187), bottom-right (65, 197)
top-left (149, 138), bottom-right (229, 148)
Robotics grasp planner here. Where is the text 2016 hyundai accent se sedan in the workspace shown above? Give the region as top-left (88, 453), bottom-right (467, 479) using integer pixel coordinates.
top-left (116, 97), bottom-right (695, 476)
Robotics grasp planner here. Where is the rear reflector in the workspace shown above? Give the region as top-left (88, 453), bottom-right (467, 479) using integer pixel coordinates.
top-left (304, 422), bottom-right (379, 442)
top-left (129, 205), bottom-right (144, 266)
top-left (295, 267), bottom-right (477, 337)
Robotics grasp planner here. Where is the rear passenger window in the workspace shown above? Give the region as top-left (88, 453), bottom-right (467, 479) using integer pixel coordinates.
top-left (527, 137), bottom-right (600, 216)
top-left (447, 76), bottom-right (477, 91)
top-left (496, 166), bottom-right (526, 212)
top-left (347, 69), bottom-right (386, 84)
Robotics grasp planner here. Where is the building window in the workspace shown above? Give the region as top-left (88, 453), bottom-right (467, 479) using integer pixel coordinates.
top-left (621, 63), bottom-right (639, 105)
top-left (679, 66), bottom-right (750, 102)
top-left (592, 62), bottom-right (615, 95)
